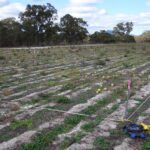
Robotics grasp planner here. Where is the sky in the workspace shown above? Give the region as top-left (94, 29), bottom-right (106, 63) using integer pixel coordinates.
top-left (0, 0), bottom-right (150, 35)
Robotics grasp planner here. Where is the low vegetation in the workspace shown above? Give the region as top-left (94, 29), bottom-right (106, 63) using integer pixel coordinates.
top-left (0, 44), bottom-right (149, 150)
top-left (10, 119), bottom-right (33, 130)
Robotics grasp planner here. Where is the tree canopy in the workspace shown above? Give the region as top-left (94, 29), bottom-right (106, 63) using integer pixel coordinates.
top-left (60, 14), bottom-right (88, 44)
top-left (19, 3), bottom-right (57, 45)
top-left (113, 22), bottom-right (133, 36)
top-left (0, 3), bottom-right (149, 47)
top-left (90, 30), bottom-right (115, 43)
top-left (135, 31), bottom-right (150, 43)
top-left (0, 18), bottom-right (22, 47)
top-left (113, 22), bottom-right (135, 42)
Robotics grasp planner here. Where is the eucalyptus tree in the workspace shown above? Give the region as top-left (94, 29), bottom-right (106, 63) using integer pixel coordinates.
top-left (19, 3), bottom-right (58, 45)
top-left (60, 14), bottom-right (88, 44)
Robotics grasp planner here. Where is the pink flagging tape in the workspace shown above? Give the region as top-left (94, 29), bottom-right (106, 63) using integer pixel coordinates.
top-left (128, 79), bottom-right (131, 90)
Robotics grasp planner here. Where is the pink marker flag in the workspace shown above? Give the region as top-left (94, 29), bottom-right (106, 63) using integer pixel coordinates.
top-left (128, 80), bottom-right (131, 90)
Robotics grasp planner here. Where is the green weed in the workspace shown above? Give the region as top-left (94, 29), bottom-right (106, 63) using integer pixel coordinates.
top-left (56, 96), bottom-right (71, 104)
top-left (59, 132), bottom-right (85, 149)
top-left (94, 137), bottom-right (112, 149)
top-left (61, 83), bottom-right (76, 91)
top-left (47, 80), bottom-right (56, 86)
top-left (40, 71), bottom-right (47, 76)
top-left (81, 105), bottom-right (119, 132)
top-left (122, 62), bottom-right (130, 68)
top-left (10, 119), bottom-right (33, 130)
top-left (21, 115), bottom-right (83, 150)
top-left (142, 141), bottom-right (150, 150)
top-left (0, 56), bottom-right (6, 60)
top-left (105, 58), bottom-right (110, 61)
top-left (81, 121), bottom-right (98, 132)
top-left (0, 134), bottom-right (11, 142)
top-left (21, 88), bottom-right (124, 150)
top-left (95, 59), bottom-right (106, 66)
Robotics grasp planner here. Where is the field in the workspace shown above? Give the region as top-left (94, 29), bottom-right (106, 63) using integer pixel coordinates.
top-left (0, 43), bottom-right (150, 150)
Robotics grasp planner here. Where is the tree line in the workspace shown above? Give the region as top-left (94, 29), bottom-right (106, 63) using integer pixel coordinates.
top-left (0, 3), bottom-right (149, 47)
top-left (135, 31), bottom-right (150, 43)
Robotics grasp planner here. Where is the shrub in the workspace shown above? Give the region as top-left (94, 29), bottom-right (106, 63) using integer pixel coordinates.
top-left (0, 56), bottom-right (6, 60)
top-left (47, 80), bottom-right (56, 86)
top-left (124, 54), bottom-right (128, 57)
top-left (56, 96), bottom-right (71, 104)
top-left (122, 62), bottom-right (130, 68)
top-left (105, 58), bottom-right (110, 61)
top-left (40, 71), bottom-right (47, 76)
top-left (95, 59), bottom-right (106, 66)
top-left (61, 83), bottom-right (75, 91)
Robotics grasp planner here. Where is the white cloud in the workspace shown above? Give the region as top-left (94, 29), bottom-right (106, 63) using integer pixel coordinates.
top-left (65, 6), bottom-right (97, 13)
top-left (0, 0), bottom-right (149, 35)
top-left (140, 12), bottom-right (150, 17)
top-left (59, 0), bottom-right (105, 19)
top-left (146, 1), bottom-right (150, 6)
top-left (70, 0), bottom-right (101, 5)
top-left (58, 0), bottom-right (150, 35)
top-left (87, 12), bottom-right (150, 35)
top-left (137, 20), bottom-right (150, 26)
top-left (0, 0), bottom-right (9, 7)
top-left (98, 9), bottom-right (107, 15)
top-left (0, 3), bottom-right (25, 19)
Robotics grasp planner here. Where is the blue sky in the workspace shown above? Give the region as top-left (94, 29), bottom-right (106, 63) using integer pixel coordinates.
top-left (0, 0), bottom-right (150, 35)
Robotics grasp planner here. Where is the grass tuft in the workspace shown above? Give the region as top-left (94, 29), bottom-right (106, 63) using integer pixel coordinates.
top-left (10, 119), bottom-right (33, 130)
top-left (142, 141), bottom-right (150, 150)
top-left (94, 136), bottom-right (112, 149)
top-left (56, 96), bottom-right (71, 104)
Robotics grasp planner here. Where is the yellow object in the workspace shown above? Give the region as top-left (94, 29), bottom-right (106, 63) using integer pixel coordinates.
top-left (140, 123), bottom-right (150, 131)
top-left (96, 88), bottom-right (101, 93)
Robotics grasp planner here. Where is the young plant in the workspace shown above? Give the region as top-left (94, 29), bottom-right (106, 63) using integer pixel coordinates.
top-left (56, 96), bottom-right (71, 104)
top-left (10, 119), bottom-right (33, 130)
top-left (94, 136), bottom-right (112, 149)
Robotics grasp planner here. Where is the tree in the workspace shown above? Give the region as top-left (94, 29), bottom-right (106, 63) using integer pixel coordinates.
top-left (113, 22), bottom-right (135, 42)
top-left (113, 22), bottom-right (133, 36)
top-left (90, 30), bottom-right (115, 43)
top-left (135, 31), bottom-right (150, 42)
top-left (60, 14), bottom-right (88, 44)
top-left (0, 18), bottom-right (22, 47)
top-left (19, 3), bottom-right (57, 45)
